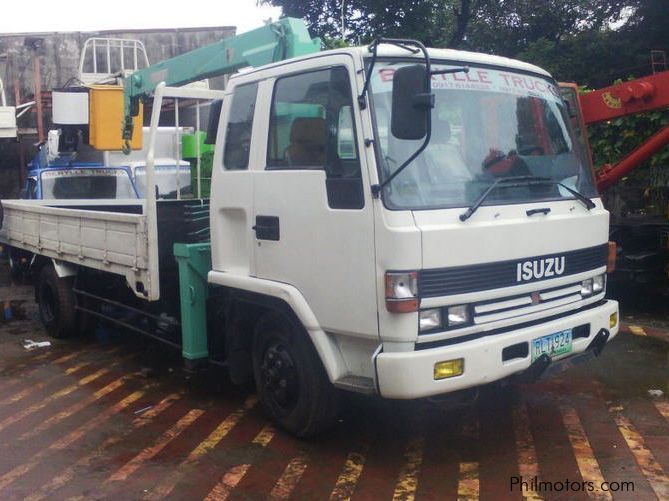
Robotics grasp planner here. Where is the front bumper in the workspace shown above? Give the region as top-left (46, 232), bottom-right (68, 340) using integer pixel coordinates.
top-left (375, 299), bottom-right (618, 399)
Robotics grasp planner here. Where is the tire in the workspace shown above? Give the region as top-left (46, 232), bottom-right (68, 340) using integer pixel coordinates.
top-left (37, 265), bottom-right (77, 339)
top-left (252, 311), bottom-right (339, 438)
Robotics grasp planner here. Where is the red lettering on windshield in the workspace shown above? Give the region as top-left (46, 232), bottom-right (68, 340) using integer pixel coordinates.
top-left (477, 70), bottom-right (491, 84)
top-left (379, 69), bottom-right (395, 82)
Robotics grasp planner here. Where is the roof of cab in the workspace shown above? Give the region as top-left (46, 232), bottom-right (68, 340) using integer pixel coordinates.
top-left (229, 44), bottom-right (552, 84)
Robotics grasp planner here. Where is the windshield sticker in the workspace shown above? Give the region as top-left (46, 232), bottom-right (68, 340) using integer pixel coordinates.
top-left (376, 66), bottom-right (561, 101)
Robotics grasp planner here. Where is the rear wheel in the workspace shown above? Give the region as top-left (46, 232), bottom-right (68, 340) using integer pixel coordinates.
top-left (37, 265), bottom-right (77, 339)
top-left (252, 311), bottom-right (339, 437)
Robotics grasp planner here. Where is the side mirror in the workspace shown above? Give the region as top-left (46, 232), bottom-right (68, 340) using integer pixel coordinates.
top-left (205, 100), bottom-right (223, 145)
top-left (391, 64), bottom-right (434, 140)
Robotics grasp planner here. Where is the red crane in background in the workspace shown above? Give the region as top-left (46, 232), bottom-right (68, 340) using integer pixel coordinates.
top-left (566, 64), bottom-right (669, 191)
top-left (561, 57), bottom-right (669, 289)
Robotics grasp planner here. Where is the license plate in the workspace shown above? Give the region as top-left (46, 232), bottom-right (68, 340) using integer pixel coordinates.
top-left (531, 329), bottom-right (573, 362)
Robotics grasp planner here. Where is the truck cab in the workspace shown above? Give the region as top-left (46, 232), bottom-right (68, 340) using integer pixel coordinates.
top-left (21, 144), bottom-right (138, 200)
top-left (208, 45), bottom-right (618, 409)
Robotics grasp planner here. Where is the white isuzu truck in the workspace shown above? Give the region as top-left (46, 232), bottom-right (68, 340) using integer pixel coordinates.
top-left (0, 20), bottom-right (619, 436)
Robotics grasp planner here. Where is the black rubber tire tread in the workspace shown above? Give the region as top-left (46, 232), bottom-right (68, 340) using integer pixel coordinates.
top-left (252, 311), bottom-right (339, 438)
top-left (37, 265), bottom-right (77, 339)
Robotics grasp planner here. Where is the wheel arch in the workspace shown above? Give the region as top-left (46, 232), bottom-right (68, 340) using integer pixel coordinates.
top-left (209, 271), bottom-right (347, 383)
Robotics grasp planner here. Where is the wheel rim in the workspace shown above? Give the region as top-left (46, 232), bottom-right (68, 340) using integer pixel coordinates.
top-left (39, 283), bottom-right (57, 324)
top-left (260, 342), bottom-right (299, 413)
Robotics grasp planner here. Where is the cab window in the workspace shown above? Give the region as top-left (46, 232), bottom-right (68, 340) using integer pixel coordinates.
top-left (223, 83), bottom-right (258, 170)
top-left (266, 67), bottom-right (364, 209)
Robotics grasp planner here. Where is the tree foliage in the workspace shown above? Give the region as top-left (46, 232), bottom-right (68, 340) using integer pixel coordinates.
top-left (261, 1), bottom-right (451, 46)
top-left (264, 0), bottom-right (668, 85)
top-left (589, 111), bottom-right (669, 169)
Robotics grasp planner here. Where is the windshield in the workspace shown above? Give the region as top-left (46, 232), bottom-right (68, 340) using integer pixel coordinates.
top-left (134, 164), bottom-right (192, 198)
top-left (370, 61), bottom-right (597, 210)
top-left (40, 168), bottom-right (137, 199)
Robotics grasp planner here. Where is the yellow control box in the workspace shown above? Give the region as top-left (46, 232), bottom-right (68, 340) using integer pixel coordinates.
top-left (88, 85), bottom-right (143, 150)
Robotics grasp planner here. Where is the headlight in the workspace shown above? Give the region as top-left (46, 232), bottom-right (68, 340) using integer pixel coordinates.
top-left (385, 271), bottom-right (417, 298)
top-left (593, 274), bottom-right (605, 293)
top-left (385, 271), bottom-right (418, 313)
top-left (580, 278), bottom-right (593, 297)
top-left (419, 309), bottom-right (442, 332)
top-left (447, 305), bottom-right (471, 327)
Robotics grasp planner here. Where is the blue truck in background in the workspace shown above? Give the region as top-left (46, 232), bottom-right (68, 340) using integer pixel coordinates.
top-left (22, 147), bottom-right (139, 200)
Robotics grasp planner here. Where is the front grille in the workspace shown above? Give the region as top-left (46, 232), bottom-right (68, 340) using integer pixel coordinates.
top-left (471, 281), bottom-right (586, 324)
top-left (419, 244), bottom-right (607, 297)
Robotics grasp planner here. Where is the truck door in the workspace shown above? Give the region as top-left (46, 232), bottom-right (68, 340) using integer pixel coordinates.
top-left (252, 61), bottom-right (378, 339)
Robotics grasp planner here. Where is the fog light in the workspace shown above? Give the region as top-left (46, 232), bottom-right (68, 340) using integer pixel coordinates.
top-left (434, 358), bottom-right (464, 380)
top-left (593, 274), bottom-right (605, 293)
top-left (447, 305), bottom-right (470, 326)
top-left (580, 278), bottom-right (593, 297)
top-left (419, 309), bottom-right (442, 332)
top-left (609, 312), bottom-right (618, 328)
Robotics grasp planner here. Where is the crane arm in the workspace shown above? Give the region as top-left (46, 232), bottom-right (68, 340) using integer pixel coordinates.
top-left (568, 70), bottom-right (669, 190)
top-left (122, 17), bottom-right (320, 147)
top-left (578, 70), bottom-right (669, 124)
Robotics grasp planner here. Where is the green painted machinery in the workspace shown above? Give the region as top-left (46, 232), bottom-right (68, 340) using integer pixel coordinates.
top-left (122, 17), bottom-right (320, 149)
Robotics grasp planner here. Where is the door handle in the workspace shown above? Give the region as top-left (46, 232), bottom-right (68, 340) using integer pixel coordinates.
top-left (526, 207), bottom-right (551, 217)
top-left (253, 215), bottom-right (280, 241)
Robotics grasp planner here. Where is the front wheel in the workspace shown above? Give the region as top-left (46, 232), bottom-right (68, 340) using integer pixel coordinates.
top-left (252, 311), bottom-right (339, 437)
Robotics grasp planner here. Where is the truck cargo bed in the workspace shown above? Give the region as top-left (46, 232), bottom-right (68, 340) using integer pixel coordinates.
top-left (0, 198), bottom-right (209, 300)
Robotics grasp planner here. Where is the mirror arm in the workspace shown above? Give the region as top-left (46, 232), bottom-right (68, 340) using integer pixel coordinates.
top-left (357, 40), bottom-right (380, 110)
top-left (371, 40), bottom-right (433, 198)
top-left (372, 126), bottom-right (432, 198)
top-left (358, 38), bottom-right (432, 110)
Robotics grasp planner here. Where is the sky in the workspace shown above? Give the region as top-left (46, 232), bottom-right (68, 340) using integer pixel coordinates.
top-left (0, 0), bottom-right (283, 34)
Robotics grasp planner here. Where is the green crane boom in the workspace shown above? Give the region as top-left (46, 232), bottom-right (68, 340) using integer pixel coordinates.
top-left (121, 17), bottom-right (320, 150)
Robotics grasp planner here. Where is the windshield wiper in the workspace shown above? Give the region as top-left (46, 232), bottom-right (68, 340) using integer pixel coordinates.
top-left (552, 180), bottom-right (597, 211)
top-left (459, 176), bottom-right (595, 222)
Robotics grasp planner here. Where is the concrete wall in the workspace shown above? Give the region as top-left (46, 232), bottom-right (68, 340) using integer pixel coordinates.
top-left (0, 26), bottom-right (235, 197)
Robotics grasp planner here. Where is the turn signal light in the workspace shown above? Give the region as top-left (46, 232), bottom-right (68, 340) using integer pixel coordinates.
top-left (607, 241), bottom-right (617, 273)
top-left (434, 358), bottom-right (464, 380)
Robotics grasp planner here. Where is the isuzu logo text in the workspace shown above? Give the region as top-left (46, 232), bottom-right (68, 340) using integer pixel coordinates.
top-left (516, 256), bottom-right (565, 282)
